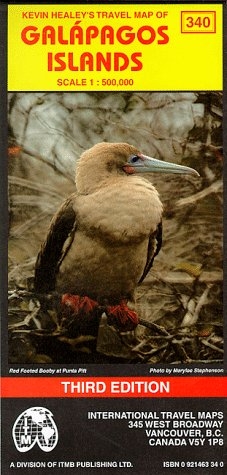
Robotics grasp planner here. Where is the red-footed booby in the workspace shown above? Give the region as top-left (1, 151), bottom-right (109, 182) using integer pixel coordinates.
top-left (34, 142), bottom-right (198, 330)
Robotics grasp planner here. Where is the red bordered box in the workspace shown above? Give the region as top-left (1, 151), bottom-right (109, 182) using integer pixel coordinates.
top-left (181, 11), bottom-right (216, 33)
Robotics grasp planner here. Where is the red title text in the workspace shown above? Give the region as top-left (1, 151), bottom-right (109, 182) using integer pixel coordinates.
top-left (21, 23), bottom-right (169, 72)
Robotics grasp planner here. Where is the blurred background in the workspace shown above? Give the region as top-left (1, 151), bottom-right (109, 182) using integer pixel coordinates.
top-left (8, 91), bottom-right (223, 364)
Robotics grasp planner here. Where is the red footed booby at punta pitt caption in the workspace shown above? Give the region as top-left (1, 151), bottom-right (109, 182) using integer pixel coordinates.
top-left (34, 142), bottom-right (199, 331)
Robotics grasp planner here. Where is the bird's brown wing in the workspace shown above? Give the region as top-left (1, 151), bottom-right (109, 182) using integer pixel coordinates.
top-left (138, 221), bottom-right (162, 284)
top-left (34, 194), bottom-right (77, 292)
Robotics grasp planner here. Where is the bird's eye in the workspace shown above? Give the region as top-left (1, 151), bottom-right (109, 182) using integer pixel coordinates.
top-left (129, 155), bottom-right (139, 163)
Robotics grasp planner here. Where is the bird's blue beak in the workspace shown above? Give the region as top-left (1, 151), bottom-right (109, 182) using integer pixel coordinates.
top-left (129, 154), bottom-right (199, 176)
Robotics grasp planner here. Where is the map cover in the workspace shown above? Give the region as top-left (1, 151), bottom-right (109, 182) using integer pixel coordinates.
top-left (0, 1), bottom-right (226, 474)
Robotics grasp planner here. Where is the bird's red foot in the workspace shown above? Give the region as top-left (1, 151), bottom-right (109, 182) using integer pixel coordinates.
top-left (61, 294), bottom-right (98, 316)
top-left (106, 301), bottom-right (139, 331)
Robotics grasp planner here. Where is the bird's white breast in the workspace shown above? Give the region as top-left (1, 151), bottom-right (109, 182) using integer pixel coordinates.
top-left (56, 176), bottom-right (162, 300)
top-left (75, 176), bottom-right (162, 244)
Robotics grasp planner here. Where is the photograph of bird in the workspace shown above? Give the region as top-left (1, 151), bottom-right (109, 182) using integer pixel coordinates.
top-left (34, 142), bottom-right (199, 331)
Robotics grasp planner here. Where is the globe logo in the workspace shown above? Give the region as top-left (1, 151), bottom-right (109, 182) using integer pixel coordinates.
top-left (12, 407), bottom-right (58, 452)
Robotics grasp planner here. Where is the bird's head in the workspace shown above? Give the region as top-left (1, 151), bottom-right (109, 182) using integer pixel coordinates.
top-left (76, 142), bottom-right (199, 193)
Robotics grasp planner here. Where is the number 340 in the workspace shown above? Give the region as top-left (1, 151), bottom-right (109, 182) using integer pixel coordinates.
top-left (186, 16), bottom-right (211, 28)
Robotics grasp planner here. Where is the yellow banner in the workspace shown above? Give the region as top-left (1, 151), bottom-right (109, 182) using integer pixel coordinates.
top-left (8, 4), bottom-right (223, 91)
